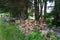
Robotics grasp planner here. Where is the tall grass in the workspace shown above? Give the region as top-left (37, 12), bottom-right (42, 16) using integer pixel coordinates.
top-left (0, 18), bottom-right (25, 40)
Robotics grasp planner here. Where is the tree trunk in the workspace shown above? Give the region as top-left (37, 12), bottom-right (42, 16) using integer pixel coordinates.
top-left (25, 5), bottom-right (28, 20)
top-left (34, 0), bottom-right (39, 21)
top-left (20, 1), bottom-right (28, 20)
top-left (44, 0), bottom-right (47, 19)
top-left (54, 0), bottom-right (60, 26)
top-left (39, 0), bottom-right (43, 18)
top-left (25, 0), bottom-right (29, 20)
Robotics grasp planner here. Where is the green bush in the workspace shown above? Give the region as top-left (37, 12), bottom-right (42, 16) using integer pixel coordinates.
top-left (25, 31), bottom-right (47, 40)
top-left (0, 21), bottom-right (25, 40)
top-left (57, 37), bottom-right (60, 40)
top-left (46, 17), bottom-right (56, 29)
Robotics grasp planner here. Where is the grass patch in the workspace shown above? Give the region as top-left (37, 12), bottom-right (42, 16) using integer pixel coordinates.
top-left (0, 20), bottom-right (25, 40)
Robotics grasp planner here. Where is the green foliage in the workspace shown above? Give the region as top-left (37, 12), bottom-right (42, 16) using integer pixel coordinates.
top-left (57, 37), bottom-right (60, 40)
top-left (47, 32), bottom-right (56, 37)
top-left (0, 18), bottom-right (25, 40)
top-left (46, 17), bottom-right (56, 28)
top-left (25, 31), bottom-right (46, 40)
top-left (0, 19), bottom-right (47, 40)
top-left (0, 18), bottom-right (47, 40)
top-left (47, 32), bottom-right (58, 40)
top-left (0, 0), bottom-right (31, 19)
top-left (28, 8), bottom-right (35, 19)
top-left (45, 12), bottom-right (56, 29)
top-left (0, 18), bottom-right (60, 40)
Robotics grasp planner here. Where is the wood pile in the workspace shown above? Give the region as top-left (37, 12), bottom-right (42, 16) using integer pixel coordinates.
top-left (19, 19), bottom-right (48, 34)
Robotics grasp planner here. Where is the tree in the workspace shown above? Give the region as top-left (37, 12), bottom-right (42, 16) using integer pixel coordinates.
top-left (34, 0), bottom-right (48, 21)
top-left (54, 0), bottom-right (60, 26)
top-left (0, 0), bottom-right (31, 20)
top-left (44, 0), bottom-right (47, 19)
top-left (39, 0), bottom-right (43, 18)
top-left (34, 0), bottom-right (40, 21)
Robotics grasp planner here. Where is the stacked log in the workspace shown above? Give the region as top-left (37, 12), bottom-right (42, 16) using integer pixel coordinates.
top-left (19, 19), bottom-right (48, 34)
